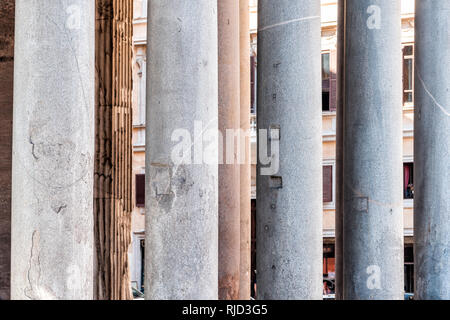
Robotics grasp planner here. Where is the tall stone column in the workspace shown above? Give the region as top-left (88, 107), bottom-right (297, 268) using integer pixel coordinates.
top-left (11, 0), bottom-right (95, 300)
top-left (414, 0), bottom-right (450, 300)
top-left (0, 0), bottom-right (14, 301)
top-left (335, 0), bottom-right (345, 300)
top-left (257, 0), bottom-right (323, 299)
top-left (218, 0), bottom-right (241, 300)
top-left (145, 1), bottom-right (218, 300)
top-left (239, 0), bottom-right (251, 300)
top-left (94, 0), bottom-right (134, 300)
top-left (342, 0), bottom-right (403, 299)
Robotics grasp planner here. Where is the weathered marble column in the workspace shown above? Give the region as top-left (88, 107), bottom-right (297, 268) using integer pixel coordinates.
top-left (0, 0), bottom-right (14, 301)
top-left (145, 1), bottom-right (218, 300)
top-left (12, 0), bottom-right (95, 300)
top-left (342, 0), bottom-right (403, 300)
top-left (218, 0), bottom-right (241, 300)
top-left (239, 0), bottom-right (251, 301)
top-left (414, 0), bottom-right (450, 300)
top-left (257, 0), bottom-right (323, 299)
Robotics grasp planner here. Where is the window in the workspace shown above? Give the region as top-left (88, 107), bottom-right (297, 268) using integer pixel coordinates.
top-left (404, 244), bottom-right (414, 294)
top-left (140, 239), bottom-right (145, 292)
top-left (322, 52), bottom-right (336, 112)
top-left (403, 45), bottom-right (414, 105)
top-left (135, 174), bottom-right (145, 207)
top-left (323, 165), bottom-right (333, 203)
top-left (250, 55), bottom-right (257, 114)
top-left (403, 163), bottom-right (414, 199)
top-left (322, 53), bottom-right (330, 111)
top-left (323, 244), bottom-right (335, 296)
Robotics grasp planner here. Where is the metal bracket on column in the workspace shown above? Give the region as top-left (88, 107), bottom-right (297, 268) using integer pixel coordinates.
top-left (269, 176), bottom-right (283, 189)
top-left (269, 124), bottom-right (280, 141)
top-left (352, 196), bottom-right (369, 213)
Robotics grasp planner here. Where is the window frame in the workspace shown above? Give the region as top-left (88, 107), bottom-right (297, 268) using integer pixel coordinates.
top-left (135, 173), bottom-right (146, 208)
top-left (323, 160), bottom-right (336, 209)
top-left (321, 51), bottom-right (331, 113)
top-left (403, 157), bottom-right (414, 208)
top-left (402, 43), bottom-right (414, 108)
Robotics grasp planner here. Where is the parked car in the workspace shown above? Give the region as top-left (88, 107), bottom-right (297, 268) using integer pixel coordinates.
top-left (404, 293), bottom-right (414, 300)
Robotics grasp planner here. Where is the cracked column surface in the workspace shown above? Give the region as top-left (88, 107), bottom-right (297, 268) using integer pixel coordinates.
top-left (218, 0), bottom-right (241, 300)
top-left (239, 0), bottom-right (251, 301)
top-left (0, 0), bottom-right (14, 301)
top-left (256, 0), bottom-right (323, 299)
top-left (342, 0), bottom-right (404, 299)
top-left (145, 1), bottom-right (218, 300)
top-left (414, 0), bottom-right (450, 300)
top-left (11, 0), bottom-right (95, 300)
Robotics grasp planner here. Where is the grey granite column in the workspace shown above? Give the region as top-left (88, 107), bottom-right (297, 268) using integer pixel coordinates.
top-left (145, 1), bottom-right (218, 300)
top-left (11, 0), bottom-right (95, 300)
top-left (342, 0), bottom-right (404, 300)
top-left (256, 0), bottom-right (323, 300)
top-left (335, 0), bottom-right (345, 300)
top-left (414, 0), bottom-right (450, 300)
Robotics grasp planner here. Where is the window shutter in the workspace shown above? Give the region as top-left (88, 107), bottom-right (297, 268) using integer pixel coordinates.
top-left (250, 55), bottom-right (256, 112)
top-left (329, 48), bottom-right (337, 111)
top-left (403, 46), bottom-right (407, 104)
top-left (323, 165), bottom-right (333, 203)
top-left (135, 174), bottom-right (145, 208)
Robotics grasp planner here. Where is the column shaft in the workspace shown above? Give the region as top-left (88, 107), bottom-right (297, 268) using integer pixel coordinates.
top-left (414, 0), bottom-right (450, 300)
top-left (342, 0), bottom-right (403, 299)
top-left (12, 0), bottom-right (95, 300)
top-left (218, 0), bottom-right (241, 300)
top-left (0, 0), bottom-right (14, 301)
top-left (94, 0), bottom-right (134, 300)
top-left (335, 0), bottom-right (345, 300)
top-left (239, 0), bottom-right (251, 300)
top-left (145, 1), bottom-right (218, 300)
top-left (257, 0), bottom-right (323, 299)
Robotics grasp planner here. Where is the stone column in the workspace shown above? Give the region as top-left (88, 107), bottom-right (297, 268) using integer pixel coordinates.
top-left (94, 0), bottom-right (134, 300)
top-left (239, 0), bottom-right (251, 301)
top-left (0, 0), bottom-right (14, 301)
top-left (335, 0), bottom-right (345, 300)
top-left (342, 0), bottom-right (403, 299)
top-left (11, 0), bottom-right (95, 300)
top-left (218, 0), bottom-right (241, 300)
top-left (145, 1), bottom-right (218, 300)
top-left (257, 0), bottom-right (323, 299)
top-left (414, 0), bottom-right (450, 300)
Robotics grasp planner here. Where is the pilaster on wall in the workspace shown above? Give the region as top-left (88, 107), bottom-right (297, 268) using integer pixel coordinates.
top-left (0, 0), bottom-right (14, 301)
top-left (95, 0), bottom-right (133, 300)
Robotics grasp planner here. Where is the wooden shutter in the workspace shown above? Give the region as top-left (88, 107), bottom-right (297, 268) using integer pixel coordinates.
top-left (250, 55), bottom-right (256, 112)
top-left (402, 45), bottom-right (414, 104)
top-left (135, 174), bottom-right (145, 207)
top-left (323, 165), bottom-right (333, 203)
top-left (329, 48), bottom-right (337, 111)
top-left (403, 46), bottom-right (408, 104)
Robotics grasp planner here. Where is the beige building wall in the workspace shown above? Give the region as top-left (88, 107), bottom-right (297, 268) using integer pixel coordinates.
top-left (130, 0), bottom-right (147, 290)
